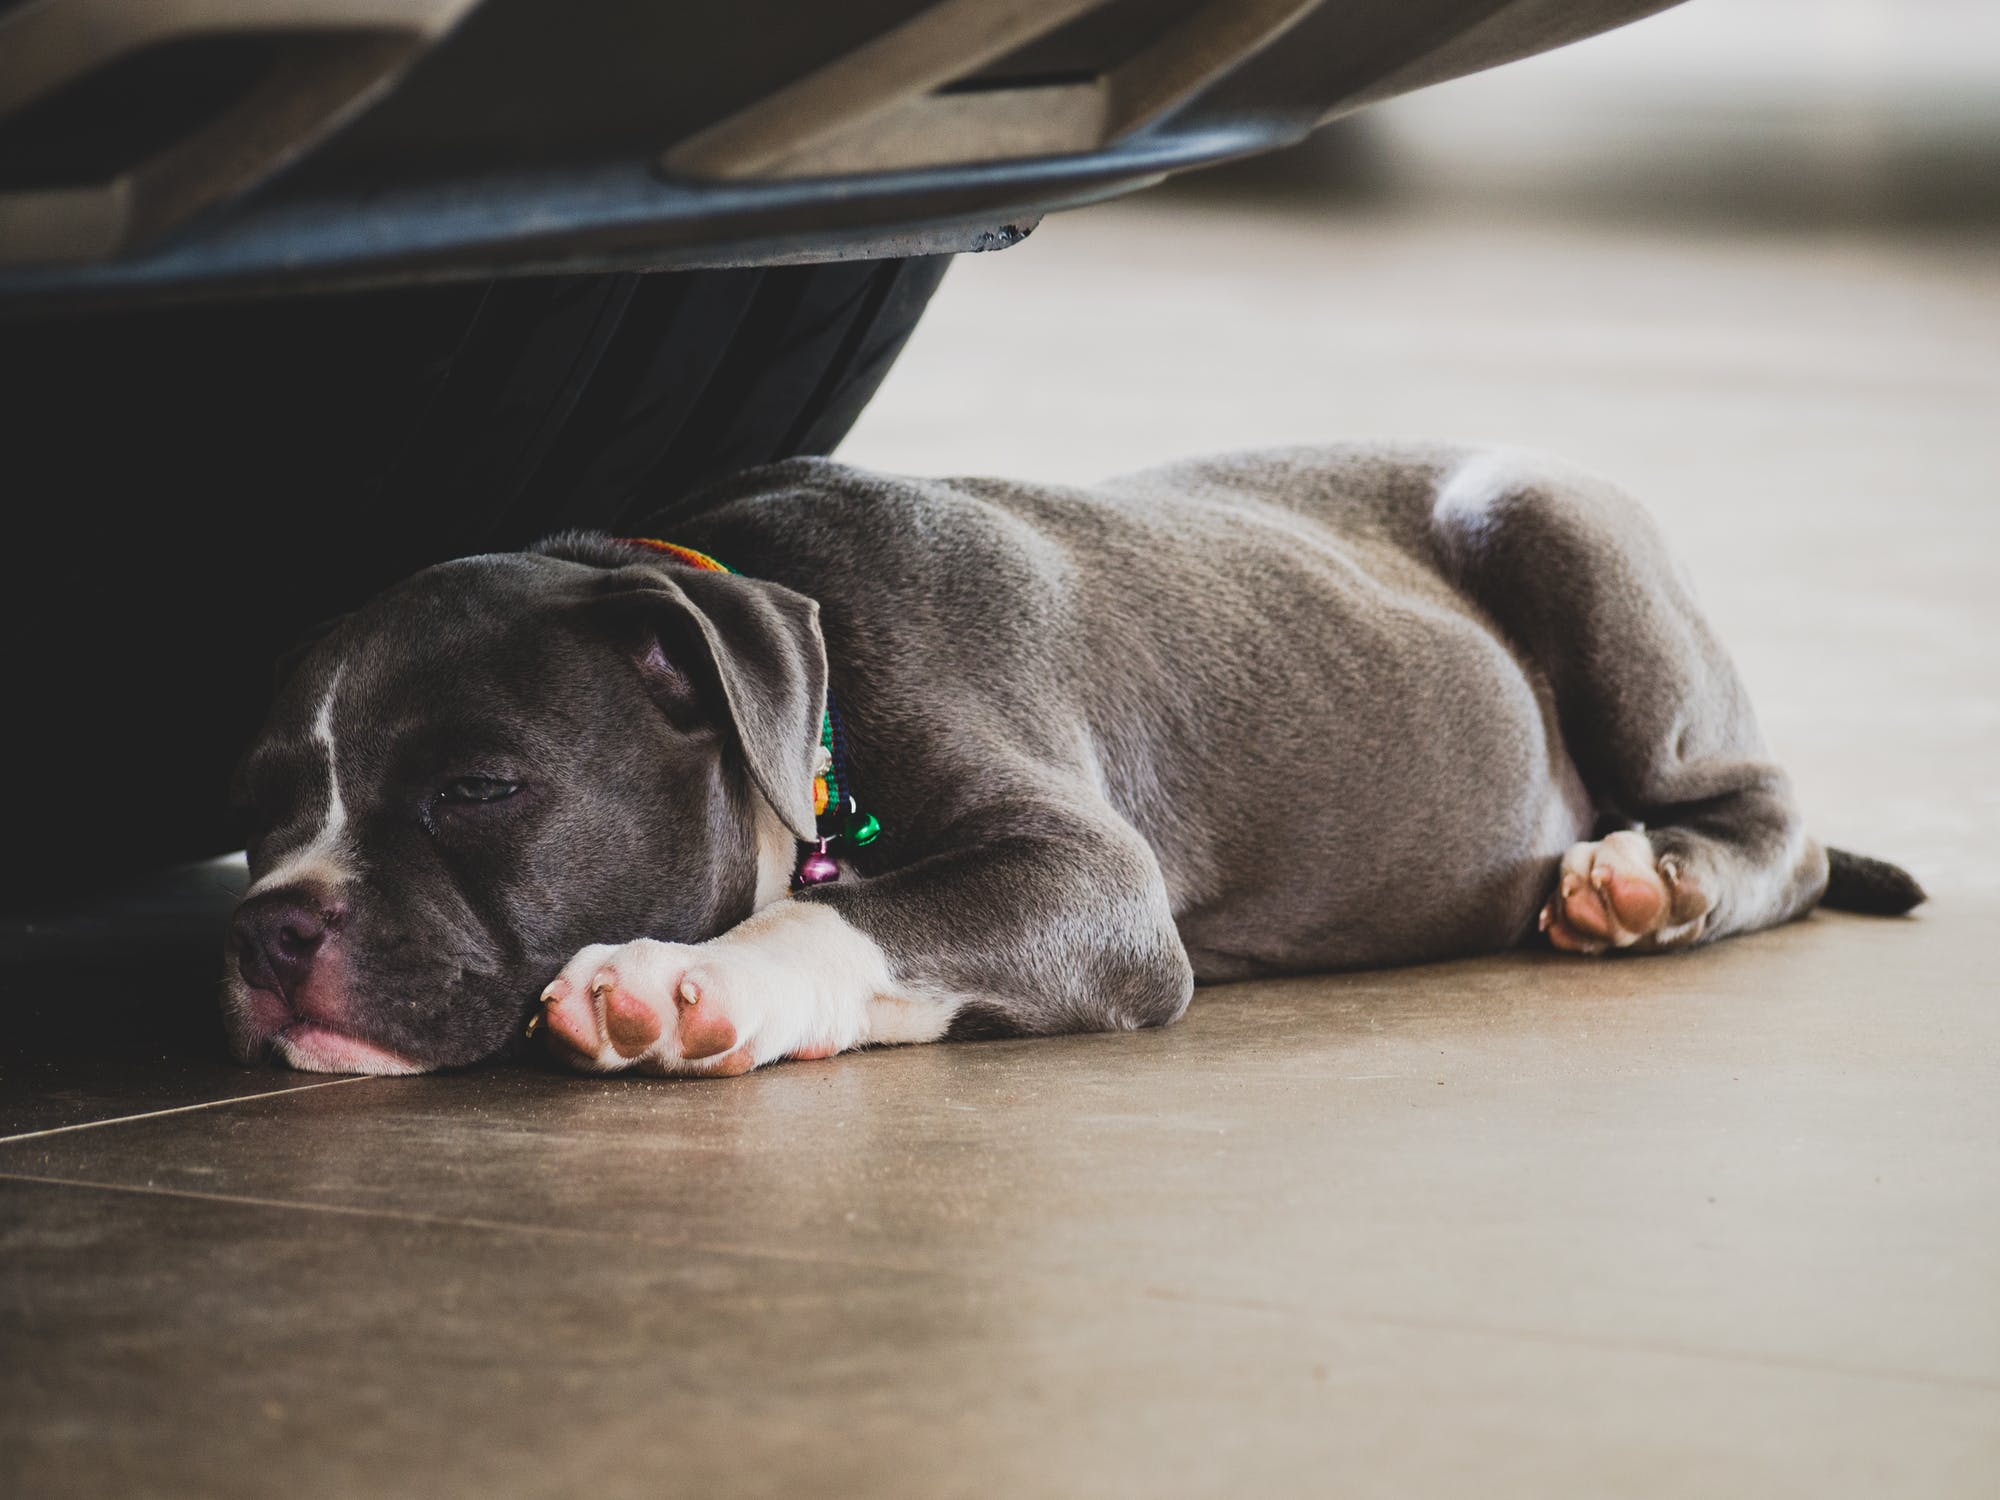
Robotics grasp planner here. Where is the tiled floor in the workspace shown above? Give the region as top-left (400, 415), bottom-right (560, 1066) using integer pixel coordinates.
top-left (6, 190), bottom-right (1997, 1493)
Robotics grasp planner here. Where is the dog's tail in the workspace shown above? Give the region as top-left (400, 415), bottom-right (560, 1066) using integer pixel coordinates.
top-left (1821, 847), bottom-right (1927, 915)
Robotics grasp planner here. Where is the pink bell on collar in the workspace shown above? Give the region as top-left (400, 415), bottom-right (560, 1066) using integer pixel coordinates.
top-left (797, 839), bottom-right (840, 887)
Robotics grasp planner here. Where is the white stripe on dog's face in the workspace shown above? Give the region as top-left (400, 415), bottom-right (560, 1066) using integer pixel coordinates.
top-left (249, 666), bottom-right (354, 896)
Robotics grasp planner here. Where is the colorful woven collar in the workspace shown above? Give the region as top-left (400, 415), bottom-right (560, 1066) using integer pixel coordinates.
top-left (623, 537), bottom-right (878, 888)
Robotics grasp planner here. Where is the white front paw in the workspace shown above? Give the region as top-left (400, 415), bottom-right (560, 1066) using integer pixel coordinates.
top-left (536, 905), bottom-right (881, 1077)
top-left (538, 938), bottom-right (766, 1076)
top-left (537, 902), bottom-right (922, 1079)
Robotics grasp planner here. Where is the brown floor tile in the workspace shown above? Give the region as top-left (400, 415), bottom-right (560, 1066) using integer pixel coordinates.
top-left (5, 1176), bottom-right (1994, 1500)
top-left (6, 908), bottom-right (1993, 1398)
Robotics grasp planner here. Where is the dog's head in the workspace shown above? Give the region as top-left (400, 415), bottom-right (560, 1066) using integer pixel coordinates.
top-left (222, 538), bottom-right (825, 1074)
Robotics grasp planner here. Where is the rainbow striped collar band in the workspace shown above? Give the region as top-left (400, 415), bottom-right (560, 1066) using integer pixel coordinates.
top-left (622, 537), bottom-right (879, 888)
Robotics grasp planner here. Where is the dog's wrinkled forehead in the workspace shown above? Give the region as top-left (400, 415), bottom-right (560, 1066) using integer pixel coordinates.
top-left (281, 554), bottom-right (599, 718)
top-left (249, 553), bottom-right (628, 793)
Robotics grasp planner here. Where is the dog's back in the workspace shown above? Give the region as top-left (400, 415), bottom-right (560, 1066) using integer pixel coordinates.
top-left (665, 444), bottom-right (1591, 974)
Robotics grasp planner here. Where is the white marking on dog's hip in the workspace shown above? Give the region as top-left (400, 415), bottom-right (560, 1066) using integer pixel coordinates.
top-left (250, 667), bottom-right (354, 896)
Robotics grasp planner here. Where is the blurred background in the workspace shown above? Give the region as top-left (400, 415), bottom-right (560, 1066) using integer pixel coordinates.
top-left (1190, 0), bottom-right (2000, 227)
top-left (846, 0), bottom-right (2000, 480)
top-left (842, 0), bottom-right (2000, 897)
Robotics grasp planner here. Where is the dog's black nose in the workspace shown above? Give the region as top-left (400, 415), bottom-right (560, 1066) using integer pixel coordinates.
top-left (234, 891), bottom-right (337, 999)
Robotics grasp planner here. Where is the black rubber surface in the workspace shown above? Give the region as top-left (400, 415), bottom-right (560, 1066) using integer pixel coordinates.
top-left (1, 255), bottom-right (951, 896)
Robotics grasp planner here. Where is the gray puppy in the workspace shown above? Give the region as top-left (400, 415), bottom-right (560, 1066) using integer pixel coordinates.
top-left (224, 443), bottom-right (1922, 1076)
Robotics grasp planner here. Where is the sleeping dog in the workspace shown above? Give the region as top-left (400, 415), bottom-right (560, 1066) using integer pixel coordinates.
top-left (224, 443), bottom-right (1923, 1076)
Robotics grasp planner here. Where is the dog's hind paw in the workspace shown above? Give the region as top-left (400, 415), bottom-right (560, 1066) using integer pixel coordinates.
top-left (1539, 830), bottom-right (1710, 955)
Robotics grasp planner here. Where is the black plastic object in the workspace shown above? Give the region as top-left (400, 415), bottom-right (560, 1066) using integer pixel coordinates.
top-left (0, 254), bottom-right (951, 898)
top-left (0, 0), bottom-right (1688, 307)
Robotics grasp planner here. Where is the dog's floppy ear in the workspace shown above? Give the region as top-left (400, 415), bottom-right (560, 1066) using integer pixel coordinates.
top-left (595, 562), bottom-right (827, 842)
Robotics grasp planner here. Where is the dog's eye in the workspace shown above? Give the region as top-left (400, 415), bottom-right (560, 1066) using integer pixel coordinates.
top-left (437, 776), bottom-right (520, 805)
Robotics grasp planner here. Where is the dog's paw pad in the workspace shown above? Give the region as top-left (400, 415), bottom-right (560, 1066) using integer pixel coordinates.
top-left (1540, 831), bottom-right (1707, 955)
top-left (641, 1043), bottom-right (756, 1078)
top-left (603, 982), bottom-right (662, 1058)
top-left (540, 972), bottom-right (608, 1063)
top-left (672, 978), bottom-right (738, 1061)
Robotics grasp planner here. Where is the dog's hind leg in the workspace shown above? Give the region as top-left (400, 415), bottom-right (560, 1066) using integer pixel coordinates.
top-left (1430, 451), bottom-right (1830, 954)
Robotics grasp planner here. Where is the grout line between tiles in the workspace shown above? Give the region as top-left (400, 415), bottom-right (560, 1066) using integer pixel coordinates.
top-left (0, 1076), bottom-right (375, 1145)
top-left (0, 1166), bottom-right (699, 1246)
top-left (2, 1166), bottom-right (1995, 1399)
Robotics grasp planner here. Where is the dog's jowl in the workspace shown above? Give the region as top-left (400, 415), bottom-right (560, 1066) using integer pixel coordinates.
top-left (224, 443), bottom-right (1924, 1076)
